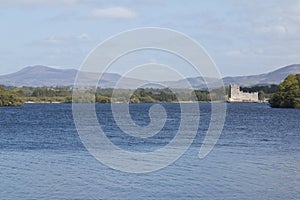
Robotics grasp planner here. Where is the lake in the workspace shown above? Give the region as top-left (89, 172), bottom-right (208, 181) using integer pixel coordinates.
top-left (0, 103), bottom-right (299, 199)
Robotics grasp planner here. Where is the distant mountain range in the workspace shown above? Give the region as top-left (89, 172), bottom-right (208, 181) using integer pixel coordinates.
top-left (0, 64), bottom-right (300, 88)
top-left (0, 65), bottom-right (145, 88)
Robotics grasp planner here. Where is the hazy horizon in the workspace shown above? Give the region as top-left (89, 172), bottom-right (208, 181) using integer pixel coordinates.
top-left (0, 63), bottom-right (298, 79)
top-left (1, 1), bottom-right (300, 78)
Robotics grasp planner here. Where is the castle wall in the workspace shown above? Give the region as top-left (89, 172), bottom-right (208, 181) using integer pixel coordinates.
top-left (229, 84), bottom-right (259, 102)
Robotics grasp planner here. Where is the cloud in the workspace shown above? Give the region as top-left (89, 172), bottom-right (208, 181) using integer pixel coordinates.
top-left (48, 11), bottom-right (77, 21)
top-left (239, 1), bottom-right (300, 40)
top-left (0, 0), bottom-right (77, 7)
top-left (89, 7), bottom-right (137, 19)
top-left (257, 25), bottom-right (288, 40)
top-left (31, 34), bottom-right (91, 46)
top-left (224, 50), bottom-right (244, 58)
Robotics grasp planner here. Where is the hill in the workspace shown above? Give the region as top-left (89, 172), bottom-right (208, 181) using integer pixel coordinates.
top-left (222, 64), bottom-right (300, 86)
top-left (0, 64), bottom-right (300, 88)
top-left (0, 65), bottom-right (146, 88)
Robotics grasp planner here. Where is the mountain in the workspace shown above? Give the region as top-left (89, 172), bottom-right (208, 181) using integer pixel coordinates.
top-left (170, 64), bottom-right (300, 88)
top-left (0, 64), bottom-right (300, 88)
top-left (222, 64), bottom-right (300, 86)
top-left (0, 66), bottom-right (78, 86)
top-left (0, 65), bottom-right (147, 88)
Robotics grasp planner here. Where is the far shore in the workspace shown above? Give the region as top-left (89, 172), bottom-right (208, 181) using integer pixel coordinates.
top-left (25, 101), bottom-right (62, 104)
top-left (23, 100), bottom-right (232, 104)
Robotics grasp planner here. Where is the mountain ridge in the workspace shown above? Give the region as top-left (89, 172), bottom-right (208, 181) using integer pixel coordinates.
top-left (0, 64), bottom-right (300, 88)
top-left (222, 64), bottom-right (300, 86)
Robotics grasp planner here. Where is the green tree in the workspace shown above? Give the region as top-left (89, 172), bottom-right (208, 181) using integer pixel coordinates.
top-left (95, 95), bottom-right (111, 103)
top-left (258, 91), bottom-right (265, 101)
top-left (0, 86), bottom-right (24, 106)
top-left (269, 74), bottom-right (300, 108)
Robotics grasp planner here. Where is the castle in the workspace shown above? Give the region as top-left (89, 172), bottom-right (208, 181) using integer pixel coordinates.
top-left (228, 84), bottom-right (259, 102)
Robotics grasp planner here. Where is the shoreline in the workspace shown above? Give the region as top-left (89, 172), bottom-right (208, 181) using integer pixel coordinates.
top-left (23, 101), bottom-right (228, 105)
top-left (25, 101), bottom-right (62, 104)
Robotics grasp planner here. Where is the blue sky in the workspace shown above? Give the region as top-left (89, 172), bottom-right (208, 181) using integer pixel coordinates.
top-left (0, 0), bottom-right (300, 77)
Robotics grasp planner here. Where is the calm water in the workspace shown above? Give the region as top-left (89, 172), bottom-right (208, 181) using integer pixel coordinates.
top-left (0, 103), bottom-right (299, 199)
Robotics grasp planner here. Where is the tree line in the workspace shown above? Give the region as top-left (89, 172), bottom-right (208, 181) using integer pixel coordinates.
top-left (3, 82), bottom-right (294, 106)
top-left (240, 84), bottom-right (279, 100)
top-left (0, 86), bottom-right (226, 105)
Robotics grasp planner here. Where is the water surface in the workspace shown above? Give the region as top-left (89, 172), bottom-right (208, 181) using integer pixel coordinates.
top-left (0, 103), bottom-right (299, 199)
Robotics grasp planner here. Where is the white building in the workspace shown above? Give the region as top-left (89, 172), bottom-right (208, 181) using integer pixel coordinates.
top-left (228, 84), bottom-right (259, 102)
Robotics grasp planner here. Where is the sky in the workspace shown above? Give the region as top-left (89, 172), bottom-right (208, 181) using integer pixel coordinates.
top-left (0, 0), bottom-right (300, 78)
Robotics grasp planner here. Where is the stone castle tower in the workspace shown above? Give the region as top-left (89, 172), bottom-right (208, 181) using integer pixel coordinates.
top-left (229, 84), bottom-right (259, 102)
